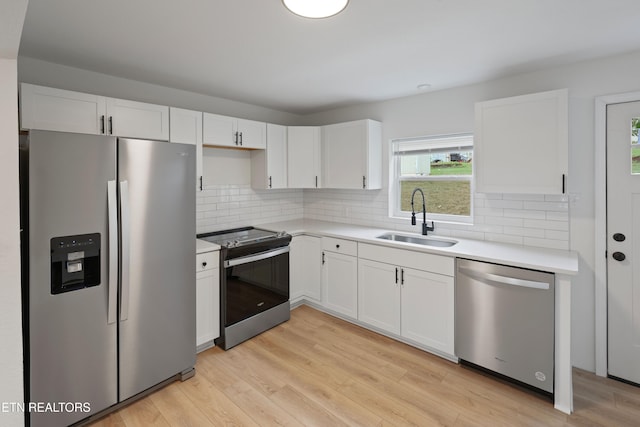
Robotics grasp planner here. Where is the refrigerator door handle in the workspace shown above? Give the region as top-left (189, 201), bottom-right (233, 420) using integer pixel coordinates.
top-left (120, 180), bottom-right (131, 321)
top-left (107, 180), bottom-right (118, 324)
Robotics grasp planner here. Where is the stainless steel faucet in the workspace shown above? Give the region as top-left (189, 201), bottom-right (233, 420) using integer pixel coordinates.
top-left (410, 188), bottom-right (435, 235)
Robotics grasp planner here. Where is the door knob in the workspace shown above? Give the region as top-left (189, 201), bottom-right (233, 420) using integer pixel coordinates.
top-left (613, 233), bottom-right (626, 242)
top-left (612, 252), bottom-right (626, 262)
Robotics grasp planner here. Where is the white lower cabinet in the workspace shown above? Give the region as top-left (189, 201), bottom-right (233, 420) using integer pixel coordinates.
top-left (196, 250), bottom-right (220, 351)
top-left (358, 243), bottom-right (455, 356)
top-left (358, 259), bottom-right (401, 334)
top-left (290, 235), bottom-right (322, 303)
top-left (321, 237), bottom-right (358, 319)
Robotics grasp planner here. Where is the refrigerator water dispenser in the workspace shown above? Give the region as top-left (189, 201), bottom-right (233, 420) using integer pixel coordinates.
top-left (50, 233), bottom-right (101, 294)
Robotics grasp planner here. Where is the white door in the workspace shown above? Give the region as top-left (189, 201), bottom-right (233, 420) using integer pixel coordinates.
top-left (607, 100), bottom-right (640, 384)
top-left (288, 126), bottom-right (321, 188)
top-left (203, 113), bottom-right (236, 147)
top-left (266, 123), bottom-right (288, 188)
top-left (322, 251), bottom-right (357, 319)
top-left (106, 98), bottom-right (169, 140)
top-left (401, 267), bottom-right (454, 355)
top-left (322, 121), bottom-right (366, 189)
top-left (357, 259), bottom-right (400, 334)
top-left (290, 235), bottom-right (322, 302)
top-left (237, 118), bottom-right (266, 149)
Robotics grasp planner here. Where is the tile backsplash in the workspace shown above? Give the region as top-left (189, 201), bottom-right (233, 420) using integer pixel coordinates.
top-left (197, 186), bottom-right (569, 250)
top-left (303, 189), bottom-right (570, 250)
top-left (196, 185), bottom-right (303, 235)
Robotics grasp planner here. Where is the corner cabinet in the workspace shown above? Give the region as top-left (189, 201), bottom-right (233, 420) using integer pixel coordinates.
top-left (288, 126), bottom-right (322, 188)
top-left (202, 112), bottom-right (266, 149)
top-left (195, 249), bottom-right (220, 352)
top-left (357, 243), bottom-right (455, 356)
top-left (251, 123), bottom-right (287, 189)
top-left (169, 107), bottom-right (203, 191)
top-left (321, 237), bottom-right (358, 319)
top-left (20, 83), bottom-right (169, 141)
top-left (322, 119), bottom-right (382, 189)
top-left (474, 89), bottom-right (568, 194)
top-left (290, 235), bottom-right (322, 303)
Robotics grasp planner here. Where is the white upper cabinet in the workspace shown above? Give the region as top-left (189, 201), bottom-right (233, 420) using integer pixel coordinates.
top-left (169, 107), bottom-right (203, 191)
top-left (20, 83), bottom-right (169, 140)
top-left (474, 89), bottom-right (568, 194)
top-left (106, 98), bottom-right (169, 141)
top-left (287, 126), bottom-right (322, 188)
top-left (20, 83), bottom-right (106, 134)
top-left (202, 112), bottom-right (266, 149)
top-left (322, 119), bottom-right (382, 189)
top-left (251, 123), bottom-right (287, 189)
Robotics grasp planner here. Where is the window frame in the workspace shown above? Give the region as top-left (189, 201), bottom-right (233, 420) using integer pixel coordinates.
top-left (389, 133), bottom-right (474, 224)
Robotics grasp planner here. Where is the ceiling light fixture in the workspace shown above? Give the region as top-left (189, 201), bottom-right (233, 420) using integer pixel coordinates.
top-left (417, 83), bottom-right (432, 90)
top-left (282, 0), bottom-right (349, 19)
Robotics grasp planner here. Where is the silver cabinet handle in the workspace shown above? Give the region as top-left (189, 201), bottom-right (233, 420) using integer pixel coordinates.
top-left (458, 266), bottom-right (550, 290)
top-left (224, 246), bottom-right (289, 268)
top-left (120, 180), bottom-right (131, 321)
top-left (107, 180), bottom-right (118, 324)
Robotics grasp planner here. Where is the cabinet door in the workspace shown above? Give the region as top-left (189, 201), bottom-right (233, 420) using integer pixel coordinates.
top-left (322, 251), bottom-right (358, 318)
top-left (322, 119), bottom-right (382, 189)
top-left (237, 118), bottom-right (266, 149)
top-left (106, 98), bottom-right (169, 141)
top-left (290, 235), bottom-right (322, 302)
top-left (170, 107), bottom-right (203, 191)
top-left (252, 123), bottom-right (287, 189)
top-left (20, 83), bottom-right (106, 134)
top-left (401, 267), bottom-right (454, 355)
top-left (288, 126), bottom-right (321, 188)
top-left (357, 259), bottom-right (400, 334)
top-left (196, 267), bottom-right (219, 349)
top-left (474, 89), bottom-right (568, 194)
top-left (203, 113), bottom-right (236, 147)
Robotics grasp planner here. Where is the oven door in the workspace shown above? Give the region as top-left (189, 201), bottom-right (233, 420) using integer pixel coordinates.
top-left (223, 246), bottom-right (289, 327)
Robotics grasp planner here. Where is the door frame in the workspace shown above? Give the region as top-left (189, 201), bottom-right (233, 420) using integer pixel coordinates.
top-left (594, 90), bottom-right (640, 377)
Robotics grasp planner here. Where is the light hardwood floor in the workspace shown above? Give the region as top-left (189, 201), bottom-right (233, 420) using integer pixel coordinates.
top-left (90, 305), bottom-right (640, 426)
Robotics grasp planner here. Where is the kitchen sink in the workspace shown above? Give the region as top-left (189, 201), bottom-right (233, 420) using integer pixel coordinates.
top-left (376, 233), bottom-right (457, 247)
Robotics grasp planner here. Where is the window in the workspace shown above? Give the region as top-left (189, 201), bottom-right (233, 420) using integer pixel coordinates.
top-left (390, 134), bottom-right (473, 223)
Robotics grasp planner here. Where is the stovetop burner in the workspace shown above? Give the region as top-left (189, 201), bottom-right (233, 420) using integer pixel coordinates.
top-left (197, 227), bottom-right (288, 248)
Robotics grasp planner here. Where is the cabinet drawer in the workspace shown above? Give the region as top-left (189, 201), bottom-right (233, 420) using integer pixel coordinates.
top-left (322, 237), bottom-right (358, 256)
top-left (358, 243), bottom-right (454, 277)
top-left (196, 251), bottom-right (218, 272)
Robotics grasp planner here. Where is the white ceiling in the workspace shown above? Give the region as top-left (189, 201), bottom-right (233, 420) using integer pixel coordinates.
top-left (18, 0), bottom-right (640, 114)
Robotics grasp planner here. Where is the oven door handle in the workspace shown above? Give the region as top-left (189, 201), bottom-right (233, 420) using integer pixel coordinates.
top-left (224, 246), bottom-right (290, 268)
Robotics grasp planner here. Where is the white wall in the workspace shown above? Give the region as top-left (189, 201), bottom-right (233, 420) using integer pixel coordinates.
top-left (0, 57), bottom-right (25, 427)
top-left (1, 0), bottom-right (27, 425)
top-left (302, 49), bottom-right (640, 372)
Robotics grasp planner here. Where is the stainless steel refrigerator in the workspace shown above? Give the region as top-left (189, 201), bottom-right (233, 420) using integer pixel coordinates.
top-left (20, 130), bottom-right (196, 426)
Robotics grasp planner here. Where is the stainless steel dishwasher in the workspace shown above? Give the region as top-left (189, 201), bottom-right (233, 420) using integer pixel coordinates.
top-left (455, 258), bottom-right (554, 396)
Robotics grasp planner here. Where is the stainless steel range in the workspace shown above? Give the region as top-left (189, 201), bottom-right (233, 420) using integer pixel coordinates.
top-left (197, 227), bottom-right (291, 349)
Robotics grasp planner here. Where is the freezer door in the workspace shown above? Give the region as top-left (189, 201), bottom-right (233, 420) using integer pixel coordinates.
top-left (25, 131), bottom-right (118, 426)
top-left (118, 138), bottom-right (196, 400)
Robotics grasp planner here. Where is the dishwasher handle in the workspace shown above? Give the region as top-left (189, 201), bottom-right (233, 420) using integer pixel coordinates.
top-left (458, 266), bottom-right (550, 290)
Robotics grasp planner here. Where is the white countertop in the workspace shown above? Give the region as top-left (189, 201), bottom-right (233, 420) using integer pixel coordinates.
top-left (196, 238), bottom-right (220, 254)
top-left (259, 219), bottom-right (578, 275)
